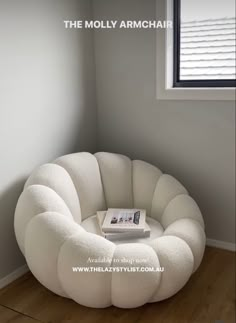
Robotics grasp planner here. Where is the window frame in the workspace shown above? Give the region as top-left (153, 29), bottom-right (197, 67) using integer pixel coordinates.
top-left (173, 0), bottom-right (236, 88)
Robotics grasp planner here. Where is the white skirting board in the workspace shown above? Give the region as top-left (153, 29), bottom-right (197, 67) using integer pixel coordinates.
top-left (206, 238), bottom-right (236, 252)
top-left (0, 264), bottom-right (29, 290)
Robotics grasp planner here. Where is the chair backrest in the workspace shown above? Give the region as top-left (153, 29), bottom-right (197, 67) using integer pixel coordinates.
top-left (25, 151), bottom-right (188, 223)
top-left (53, 151), bottom-right (164, 221)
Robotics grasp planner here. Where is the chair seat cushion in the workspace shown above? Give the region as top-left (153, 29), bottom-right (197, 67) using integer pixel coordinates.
top-left (81, 215), bottom-right (164, 245)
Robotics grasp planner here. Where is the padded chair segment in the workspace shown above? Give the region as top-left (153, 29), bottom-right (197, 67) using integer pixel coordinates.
top-left (58, 230), bottom-right (115, 308)
top-left (151, 174), bottom-right (188, 221)
top-left (111, 243), bottom-right (161, 308)
top-left (133, 160), bottom-right (162, 216)
top-left (54, 152), bottom-right (106, 220)
top-left (15, 184), bottom-right (73, 254)
top-left (164, 218), bottom-right (206, 272)
top-left (161, 194), bottom-right (204, 229)
top-left (25, 212), bottom-right (83, 297)
top-left (14, 152), bottom-right (206, 308)
top-left (149, 236), bottom-right (194, 302)
top-left (24, 163), bottom-right (81, 224)
top-left (95, 152), bottom-right (133, 208)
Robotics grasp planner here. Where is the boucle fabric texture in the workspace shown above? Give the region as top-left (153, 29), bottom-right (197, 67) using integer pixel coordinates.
top-left (14, 152), bottom-right (205, 308)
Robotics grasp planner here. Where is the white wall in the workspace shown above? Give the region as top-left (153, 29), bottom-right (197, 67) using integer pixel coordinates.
top-left (0, 0), bottom-right (97, 280)
top-left (93, 0), bottom-right (235, 244)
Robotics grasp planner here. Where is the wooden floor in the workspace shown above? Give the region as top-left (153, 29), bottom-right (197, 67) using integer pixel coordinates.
top-left (0, 247), bottom-right (235, 323)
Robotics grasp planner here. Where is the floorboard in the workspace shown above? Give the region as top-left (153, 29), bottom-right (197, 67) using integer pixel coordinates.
top-left (0, 304), bottom-right (41, 323)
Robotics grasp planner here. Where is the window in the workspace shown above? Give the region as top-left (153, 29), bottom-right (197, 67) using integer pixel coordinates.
top-left (173, 0), bottom-right (236, 87)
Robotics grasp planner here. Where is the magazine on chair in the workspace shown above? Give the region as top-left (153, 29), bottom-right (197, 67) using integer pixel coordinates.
top-left (97, 211), bottom-right (150, 241)
top-left (101, 208), bottom-right (146, 233)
